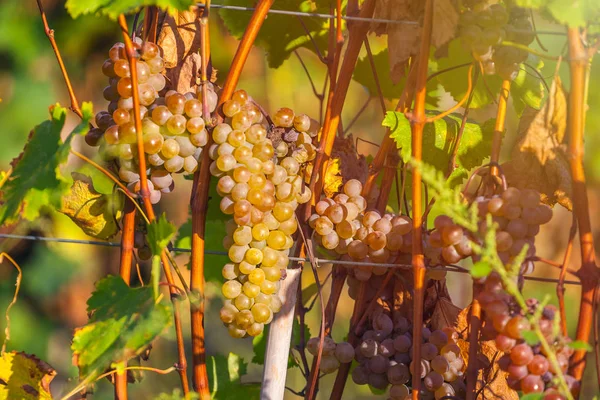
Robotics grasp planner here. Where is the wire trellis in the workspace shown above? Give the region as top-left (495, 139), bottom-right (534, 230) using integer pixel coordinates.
top-left (203, 3), bottom-right (568, 36)
top-left (0, 233), bottom-right (581, 286)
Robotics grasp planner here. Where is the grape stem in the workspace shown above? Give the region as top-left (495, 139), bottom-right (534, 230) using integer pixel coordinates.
top-left (424, 64), bottom-right (474, 123)
top-left (115, 202), bottom-right (135, 400)
top-left (188, 3), bottom-right (212, 397)
top-left (35, 0), bottom-right (83, 119)
top-left (362, 60), bottom-right (418, 198)
top-left (499, 41), bottom-right (561, 61)
top-left (557, 215), bottom-right (577, 337)
top-left (407, 0), bottom-right (434, 397)
top-left (118, 14), bottom-right (191, 397)
top-left (0, 252), bottom-right (22, 354)
top-left (566, 26), bottom-right (600, 384)
top-left (489, 80), bottom-right (511, 181)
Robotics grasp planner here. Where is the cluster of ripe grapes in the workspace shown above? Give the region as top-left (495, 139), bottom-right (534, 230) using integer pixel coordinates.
top-left (309, 180), bottom-right (413, 280)
top-left (428, 187), bottom-right (551, 275)
top-left (305, 337), bottom-right (354, 374)
top-left (459, 4), bottom-right (534, 80)
top-left (478, 274), bottom-right (576, 399)
top-left (86, 39), bottom-right (214, 204)
top-left (350, 312), bottom-right (466, 400)
top-left (215, 91), bottom-right (316, 338)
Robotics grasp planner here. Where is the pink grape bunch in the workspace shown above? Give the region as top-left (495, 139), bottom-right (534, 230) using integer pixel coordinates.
top-left (477, 273), bottom-right (577, 399)
top-left (214, 90), bottom-right (315, 338)
top-left (86, 39), bottom-right (213, 204)
top-left (305, 337), bottom-right (354, 374)
top-left (351, 311), bottom-right (467, 400)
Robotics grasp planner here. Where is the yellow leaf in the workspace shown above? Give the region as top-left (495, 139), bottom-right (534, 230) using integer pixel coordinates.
top-left (0, 351), bottom-right (56, 400)
top-left (59, 173), bottom-right (121, 239)
top-left (323, 158), bottom-right (343, 198)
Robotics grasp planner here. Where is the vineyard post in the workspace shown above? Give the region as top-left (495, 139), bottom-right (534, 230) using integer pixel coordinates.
top-left (566, 26), bottom-right (600, 383)
top-left (408, 0), bottom-right (434, 398)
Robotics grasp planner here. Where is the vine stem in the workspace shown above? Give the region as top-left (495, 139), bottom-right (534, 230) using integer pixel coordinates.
top-left (409, 0), bottom-right (434, 397)
top-left (558, 215), bottom-right (577, 337)
top-left (425, 64), bottom-right (474, 123)
top-left (115, 201), bottom-right (136, 399)
top-left (490, 80), bottom-right (511, 179)
top-left (189, 3), bottom-right (212, 397)
top-left (118, 15), bottom-right (190, 396)
top-left (0, 252), bottom-right (22, 354)
top-left (362, 61), bottom-right (418, 197)
top-left (465, 296), bottom-right (481, 399)
top-left (307, 0), bottom-right (376, 206)
top-left (566, 27), bottom-right (600, 383)
top-left (35, 0), bottom-right (82, 118)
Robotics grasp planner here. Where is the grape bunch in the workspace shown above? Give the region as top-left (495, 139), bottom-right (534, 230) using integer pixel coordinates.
top-left (270, 107), bottom-right (318, 170)
top-left (473, 187), bottom-right (551, 275)
top-left (309, 179), bottom-right (413, 281)
top-left (214, 90), bottom-right (313, 338)
top-left (305, 337), bottom-right (354, 374)
top-left (426, 215), bottom-right (472, 266)
top-left (351, 312), bottom-right (466, 400)
top-left (478, 273), bottom-right (577, 398)
top-left (86, 39), bottom-right (214, 203)
top-left (459, 4), bottom-right (533, 80)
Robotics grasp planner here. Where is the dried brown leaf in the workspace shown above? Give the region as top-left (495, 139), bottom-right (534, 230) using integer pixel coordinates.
top-left (165, 52), bottom-right (202, 94)
top-left (431, 0), bottom-right (459, 48)
top-left (157, 7), bottom-right (202, 91)
top-left (455, 307), bottom-right (519, 400)
top-left (331, 134), bottom-right (369, 185)
top-left (430, 297), bottom-right (461, 331)
top-left (502, 77), bottom-right (572, 210)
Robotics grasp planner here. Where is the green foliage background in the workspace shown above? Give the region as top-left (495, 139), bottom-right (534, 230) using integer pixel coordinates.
top-left (0, 1), bottom-right (599, 399)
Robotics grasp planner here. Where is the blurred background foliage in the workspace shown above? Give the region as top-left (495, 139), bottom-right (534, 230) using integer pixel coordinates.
top-left (0, 1), bottom-right (598, 399)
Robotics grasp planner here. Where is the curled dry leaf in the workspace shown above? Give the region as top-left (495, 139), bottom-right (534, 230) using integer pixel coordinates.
top-left (0, 351), bottom-right (56, 400)
top-left (157, 7), bottom-right (203, 93)
top-left (370, 0), bottom-right (457, 83)
top-left (502, 77), bottom-right (572, 210)
top-left (331, 134), bottom-right (369, 185)
top-left (455, 307), bottom-right (519, 400)
top-left (429, 296), bottom-right (461, 331)
top-left (59, 173), bottom-right (122, 239)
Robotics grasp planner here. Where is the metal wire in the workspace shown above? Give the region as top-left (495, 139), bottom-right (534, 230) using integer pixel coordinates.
top-left (0, 233), bottom-right (581, 285)
top-left (204, 3), bottom-right (567, 36)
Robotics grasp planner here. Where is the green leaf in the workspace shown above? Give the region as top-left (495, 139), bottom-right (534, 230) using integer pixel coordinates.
top-left (568, 340), bottom-right (593, 352)
top-left (252, 318), bottom-right (310, 369)
top-left (514, 0), bottom-right (600, 27)
top-left (470, 261), bottom-right (492, 279)
top-left (147, 213), bottom-right (176, 256)
top-left (0, 103), bottom-right (93, 226)
top-left (154, 389), bottom-right (200, 400)
top-left (521, 330), bottom-right (540, 346)
top-left (353, 49), bottom-right (406, 99)
top-left (208, 353), bottom-right (260, 400)
top-left (511, 63), bottom-right (545, 116)
top-left (0, 352), bottom-right (55, 400)
top-left (520, 394), bottom-right (544, 400)
top-left (66, 0), bottom-right (195, 20)
top-left (72, 276), bottom-right (171, 379)
top-left (301, 283), bottom-right (318, 307)
top-left (219, 0), bottom-right (341, 68)
top-left (383, 111), bottom-right (494, 187)
top-left (435, 40), bottom-right (502, 109)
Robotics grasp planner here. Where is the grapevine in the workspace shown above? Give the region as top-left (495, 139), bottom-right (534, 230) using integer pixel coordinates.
top-left (0, 1), bottom-right (598, 400)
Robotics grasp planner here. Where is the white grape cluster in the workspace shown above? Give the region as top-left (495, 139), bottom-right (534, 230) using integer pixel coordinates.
top-left (86, 39), bottom-right (214, 204)
top-left (214, 90), bottom-right (314, 338)
top-left (352, 312), bottom-right (466, 400)
top-left (305, 337), bottom-right (354, 374)
top-left (309, 179), bottom-right (416, 297)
